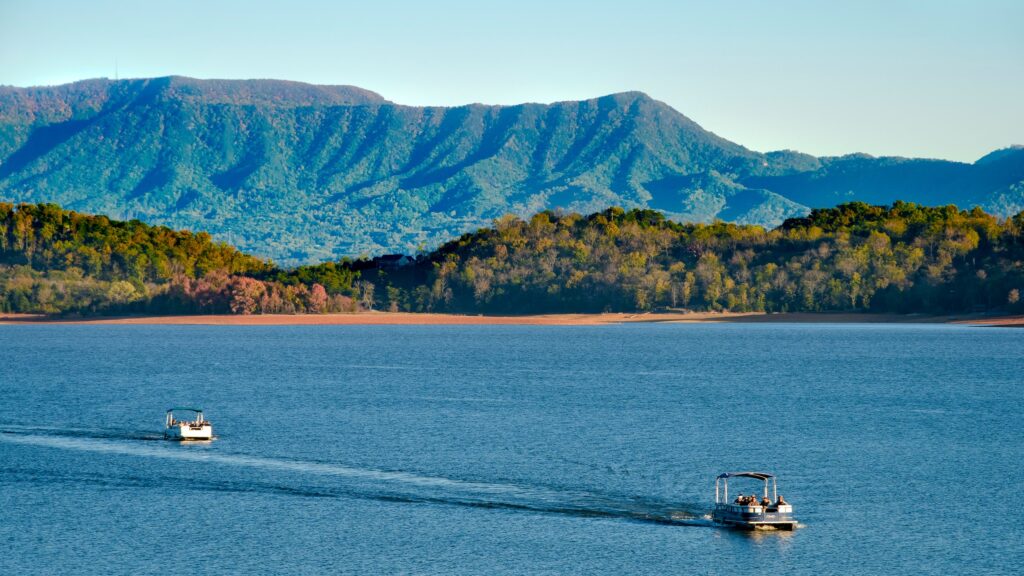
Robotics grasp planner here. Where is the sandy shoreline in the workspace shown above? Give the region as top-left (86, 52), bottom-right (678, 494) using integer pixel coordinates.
top-left (1, 311), bottom-right (1021, 326)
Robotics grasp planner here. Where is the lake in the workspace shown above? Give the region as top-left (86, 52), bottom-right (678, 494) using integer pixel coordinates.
top-left (1, 323), bottom-right (1022, 574)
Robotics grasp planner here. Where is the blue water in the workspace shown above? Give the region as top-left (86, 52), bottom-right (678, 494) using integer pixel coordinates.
top-left (1, 323), bottom-right (1022, 574)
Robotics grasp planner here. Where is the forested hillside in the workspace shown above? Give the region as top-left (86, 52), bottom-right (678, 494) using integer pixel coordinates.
top-left (359, 203), bottom-right (1024, 315)
top-left (0, 203), bottom-right (360, 314)
top-left (2, 77), bottom-right (1021, 264)
top-left (3, 201), bottom-right (1023, 317)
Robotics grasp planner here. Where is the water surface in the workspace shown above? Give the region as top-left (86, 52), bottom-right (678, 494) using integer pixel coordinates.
top-left (1, 323), bottom-right (1021, 574)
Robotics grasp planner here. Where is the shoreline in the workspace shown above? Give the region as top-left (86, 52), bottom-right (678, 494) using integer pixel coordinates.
top-left (1, 311), bottom-right (1021, 327)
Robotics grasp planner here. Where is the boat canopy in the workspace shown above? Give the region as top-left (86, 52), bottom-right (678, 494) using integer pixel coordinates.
top-left (715, 472), bottom-right (779, 504)
top-left (167, 407), bottom-right (203, 413)
top-left (717, 472), bottom-right (775, 481)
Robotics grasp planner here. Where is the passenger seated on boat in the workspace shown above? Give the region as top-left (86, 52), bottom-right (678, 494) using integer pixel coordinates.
top-left (761, 496), bottom-right (771, 507)
top-left (733, 493), bottom-right (743, 504)
top-left (776, 495), bottom-right (788, 506)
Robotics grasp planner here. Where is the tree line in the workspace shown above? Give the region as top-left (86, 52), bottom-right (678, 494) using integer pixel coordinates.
top-left (0, 203), bottom-right (359, 315)
top-left (2, 201), bottom-right (1022, 317)
top-left (361, 202), bottom-right (1024, 315)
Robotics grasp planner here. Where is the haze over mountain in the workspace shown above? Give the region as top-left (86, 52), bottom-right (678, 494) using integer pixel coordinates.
top-left (1, 76), bottom-right (1021, 264)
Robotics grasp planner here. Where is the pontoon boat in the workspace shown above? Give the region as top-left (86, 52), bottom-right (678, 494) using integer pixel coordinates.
top-left (164, 407), bottom-right (213, 441)
top-left (712, 471), bottom-right (796, 530)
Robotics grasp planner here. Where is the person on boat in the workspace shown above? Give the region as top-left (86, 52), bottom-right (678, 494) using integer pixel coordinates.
top-left (734, 493), bottom-right (744, 504)
top-left (761, 496), bottom-right (771, 507)
top-left (776, 495), bottom-right (788, 505)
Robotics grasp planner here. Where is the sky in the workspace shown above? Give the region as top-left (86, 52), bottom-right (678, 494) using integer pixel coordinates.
top-left (1, 0), bottom-right (1021, 162)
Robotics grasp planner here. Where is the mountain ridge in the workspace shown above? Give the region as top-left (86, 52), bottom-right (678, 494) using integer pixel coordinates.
top-left (0, 77), bottom-right (1021, 264)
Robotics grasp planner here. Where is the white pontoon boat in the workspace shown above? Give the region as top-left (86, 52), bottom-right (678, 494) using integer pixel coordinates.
top-left (712, 471), bottom-right (796, 530)
top-left (164, 407), bottom-right (213, 441)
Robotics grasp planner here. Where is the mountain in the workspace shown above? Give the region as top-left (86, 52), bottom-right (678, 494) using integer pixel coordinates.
top-left (0, 76), bottom-right (1021, 264)
top-left (741, 147), bottom-right (1024, 214)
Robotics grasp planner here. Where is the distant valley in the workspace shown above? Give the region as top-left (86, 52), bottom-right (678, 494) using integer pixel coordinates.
top-left (1, 76), bottom-right (1022, 264)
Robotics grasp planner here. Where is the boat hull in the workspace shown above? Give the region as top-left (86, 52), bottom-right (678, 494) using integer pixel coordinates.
top-left (712, 504), bottom-right (796, 530)
top-left (164, 424), bottom-right (213, 441)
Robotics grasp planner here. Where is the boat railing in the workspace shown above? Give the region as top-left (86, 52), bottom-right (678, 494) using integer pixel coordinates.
top-left (168, 418), bottom-right (207, 425)
top-left (716, 502), bottom-right (792, 515)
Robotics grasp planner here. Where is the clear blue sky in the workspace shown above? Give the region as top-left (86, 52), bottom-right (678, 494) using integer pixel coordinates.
top-left (1, 0), bottom-right (1021, 162)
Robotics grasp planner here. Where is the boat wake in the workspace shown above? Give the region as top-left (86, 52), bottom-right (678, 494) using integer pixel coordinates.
top-left (0, 423), bottom-right (165, 441)
top-left (0, 426), bottom-right (710, 527)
